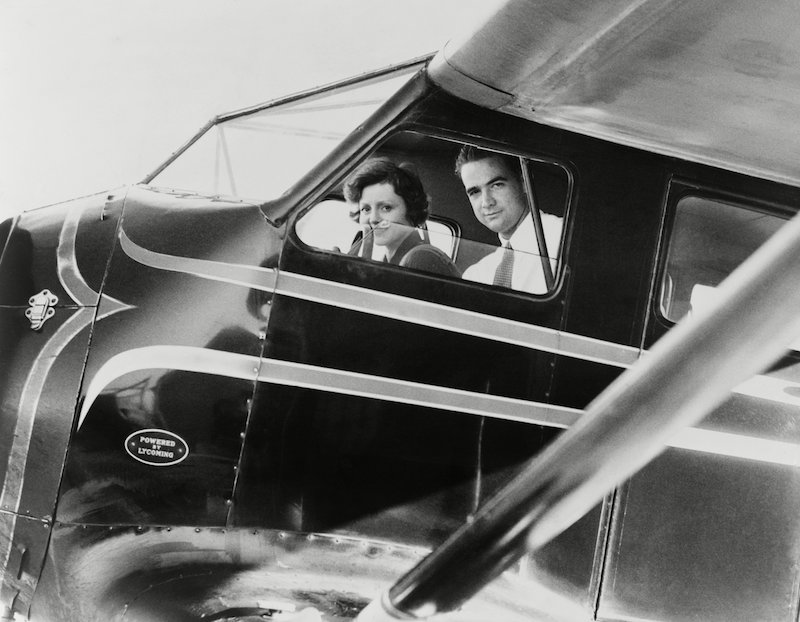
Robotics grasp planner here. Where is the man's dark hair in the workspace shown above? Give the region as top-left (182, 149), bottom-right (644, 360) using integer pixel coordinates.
top-left (343, 157), bottom-right (429, 226)
top-left (454, 145), bottom-right (522, 181)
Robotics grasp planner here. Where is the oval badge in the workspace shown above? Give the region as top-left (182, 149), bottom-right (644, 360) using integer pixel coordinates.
top-left (125, 429), bottom-right (189, 467)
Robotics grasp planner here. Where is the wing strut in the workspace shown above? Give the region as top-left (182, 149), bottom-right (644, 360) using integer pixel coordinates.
top-left (358, 209), bottom-right (800, 620)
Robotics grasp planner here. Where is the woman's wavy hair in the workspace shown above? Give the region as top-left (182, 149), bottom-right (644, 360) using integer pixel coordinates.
top-left (343, 157), bottom-right (429, 226)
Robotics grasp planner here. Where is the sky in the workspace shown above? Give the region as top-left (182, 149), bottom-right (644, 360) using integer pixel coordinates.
top-left (0, 0), bottom-right (502, 222)
top-left (1, 5), bottom-right (505, 620)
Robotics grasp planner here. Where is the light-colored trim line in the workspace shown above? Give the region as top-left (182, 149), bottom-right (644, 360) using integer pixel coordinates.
top-left (1, 204), bottom-right (132, 584)
top-left (732, 374), bottom-right (800, 410)
top-left (119, 229), bottom-right (278, 292)
top-left (57, 204), bottom-right (98, 305)
top-left (274, 271), bottom-right (639, 367)
top-left (118, 229), bottom-right (639, 368)
top-left (77, 346), bottom-right (577, 431)
top-left (258, 355), bottom-right (578, 428)
top-left (117, 230), bottom-right (800, 411)
top-left (78, 347), bottom-right (261, 428)
top-left (270, 272), bottom-right (800, 411)
top-left (1, 308), bottom-right (96, 514)
top-left (670, 427), bottom-right (800, 467)
top-left (77, 346), bottom-right (800, 468)
top-left (0, 307), bottom-right (96, 580)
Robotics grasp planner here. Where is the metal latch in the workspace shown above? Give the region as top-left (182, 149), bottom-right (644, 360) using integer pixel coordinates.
top-left (25, 289), bottom-right (58, 330)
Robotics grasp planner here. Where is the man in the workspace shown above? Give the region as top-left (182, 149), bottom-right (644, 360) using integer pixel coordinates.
top-left (455, 145), bottom-right (562, 294)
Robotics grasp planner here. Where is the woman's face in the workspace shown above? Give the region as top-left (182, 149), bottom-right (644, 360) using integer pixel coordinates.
top-left (358, 182), bottom-right (413, 255)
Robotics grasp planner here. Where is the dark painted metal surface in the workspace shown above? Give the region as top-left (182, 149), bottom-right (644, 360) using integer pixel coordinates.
top-left (429, 0), bottom-right (800, 187)
top-left (0, 193), bottom-right (117, 308)
top-left (364, 202), bottom-right (800, 619)
top-left (59, 186), bottom-right (278, 528)
top-left (0, 514), bottom-right (49, 621)
top-left (0, 192), bottom-right (122, 617)
top-left (596, 174), bottom-right (800, 622)
top-left (0, 306), bottom-right (93, 520)
top-left (2, 54), bottom-right (800, 622)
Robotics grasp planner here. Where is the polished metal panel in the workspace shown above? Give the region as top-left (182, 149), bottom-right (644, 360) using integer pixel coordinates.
top-left (33, 525), bottom-right (552, 621)
top-left (24, 290), bottom-right (57, 330)
top-left (601, 451), bottom-right (800, 622)
top-left (0, 191), bottom-right (123, 618)
top-left (0, 513), bottom-right (49, 619)
top-left (61, 186), bottom-right (279, 528)
top-left (0, 192), bottom-right (120, 308)
top-left (0, 306), bottom-right (94, 618)
top-left (429, 0), bottom-right (800, 187)
top-left (362, 208), bottom-right (800, 618)
top-left (8, 26), bottom-right (800, 619)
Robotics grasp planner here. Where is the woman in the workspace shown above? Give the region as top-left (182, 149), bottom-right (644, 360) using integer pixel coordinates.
top-left (343, 158), bottom-right (459, 277)
top-left (344, 157), bottom-right (429, 263)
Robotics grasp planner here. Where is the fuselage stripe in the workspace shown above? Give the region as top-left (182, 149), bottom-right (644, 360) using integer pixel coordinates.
top-left (273, 270), bottom-right (640, 367)
top-left (1, 204), bottom-right (131, 583)
top-left (118, 230), bottom-right (800, 411)
top-left (77, 345), bottom-right (800, 468)
top-left (119, 228), bottom-right (640, 367)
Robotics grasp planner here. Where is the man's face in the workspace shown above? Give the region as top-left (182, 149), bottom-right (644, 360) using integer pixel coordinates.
top-left (459, 157), bottom-right (527, 239)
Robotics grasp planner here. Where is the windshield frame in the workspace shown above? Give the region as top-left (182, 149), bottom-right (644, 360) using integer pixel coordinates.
top-left (141, 56), bottom-right (433, 224)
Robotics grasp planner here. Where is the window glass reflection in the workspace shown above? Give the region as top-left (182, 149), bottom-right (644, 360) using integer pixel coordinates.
top-left (296, 133), bottom-right (570, 294)
top-left (660, 195), bottom-right (787, 322)
top-left (149, 68), bottom-right (418, 202)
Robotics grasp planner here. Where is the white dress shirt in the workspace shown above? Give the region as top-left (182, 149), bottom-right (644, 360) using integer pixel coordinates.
top-left (462, 213), bottom-right (562, 294)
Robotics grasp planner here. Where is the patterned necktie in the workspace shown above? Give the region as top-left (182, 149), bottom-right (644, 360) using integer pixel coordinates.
top-left (493, 242), bottom-right (514, 288)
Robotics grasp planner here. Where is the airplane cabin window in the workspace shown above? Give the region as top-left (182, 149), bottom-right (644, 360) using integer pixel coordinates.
top-left (659, 195), bottom-right (788, 323)
top-left (296, 198), bottom-right (458, 260)
top-left (295, 132), bottom-right (570, 294)
top-left (147, 67), bottom-right (418, 202)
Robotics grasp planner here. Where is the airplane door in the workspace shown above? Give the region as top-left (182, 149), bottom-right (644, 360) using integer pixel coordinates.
top-left (599, 182), bottom-right (800, 622)
top-left (234, 230), bottom-right (565, 542)
top-left (229, 131), bottom-right (574, 553)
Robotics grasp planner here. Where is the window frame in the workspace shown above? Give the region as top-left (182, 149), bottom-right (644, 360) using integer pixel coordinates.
top-left (653, 178), bottom-right (796, 328)
top-left (142, 66), bottom-right (425, 205)
top-left (291, 126), bottom-right (575, 297)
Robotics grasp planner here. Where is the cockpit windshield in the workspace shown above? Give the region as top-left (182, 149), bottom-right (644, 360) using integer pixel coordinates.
top-left (146, 65), bottom-right (420, 202)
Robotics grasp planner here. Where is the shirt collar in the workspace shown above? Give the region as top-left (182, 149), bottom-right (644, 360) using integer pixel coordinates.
top-left (498, 213), bottom-right (537, 253)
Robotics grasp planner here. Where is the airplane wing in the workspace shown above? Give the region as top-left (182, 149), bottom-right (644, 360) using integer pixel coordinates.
top-left (429, 0), bottom-right (800, 186)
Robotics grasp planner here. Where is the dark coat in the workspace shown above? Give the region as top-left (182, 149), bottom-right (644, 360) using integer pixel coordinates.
top-left (349, 228), bottom-right (461, 278)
